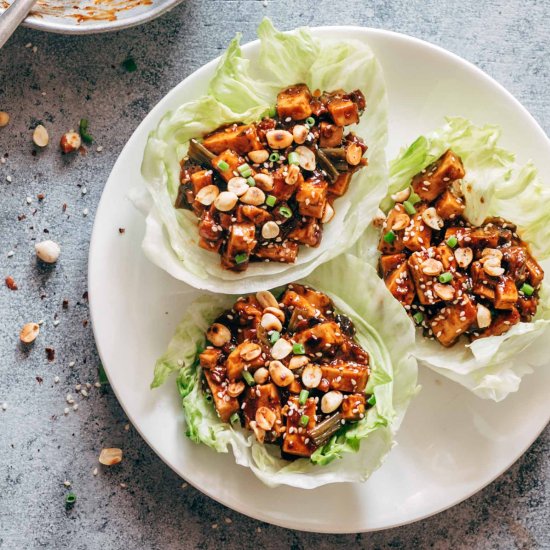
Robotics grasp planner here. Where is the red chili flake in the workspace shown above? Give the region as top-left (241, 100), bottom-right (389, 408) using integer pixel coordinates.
top-left (82, 291), bottom-right (88, 300)
top-left (82, 319), bottom-right (88, 327)
top-left (17, 214), bottom-right (26, 221)
top-left (62, 299), bottom-right (69, 309)
top-left (118, 228), bottom-right (125, 234)
top-left (78, 146), bottom-right (87, 156)
top-left (5, 276), bottom-right (18, 290)
top-left (45, 348), bottom-right (55, 361)
top-left (36, 376), bottom-right (43, 384)
top-left (37, 193), bottom-right (45, 201)
top-left (62, 203), bottom-right (67, 212)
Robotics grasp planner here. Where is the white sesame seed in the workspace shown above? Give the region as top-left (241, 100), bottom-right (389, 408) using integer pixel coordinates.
top-left (7, 251), bottom-right (14, 258)
top-left (96, 146), bottom-right (103, 152)
top-left (5, 175), bottom-right (11, 183)
top-left (54, 376), bottom-right (60, 383)
top-left (68, 361), bottom-right (75, 367)
top-left (81, 187), bottom-right (87, 195)
top-left (66, 394), bottom-right (74, 404)
top-left (1, 403), bottom-right (7, 411)
top-left (26, 197), bottom-right (32, 204)
top-left (83, 208), bottom-right (89, 216)
top-left (63, 480), bottom-right (71, 487)
top-left (93, 467), bottom-right (98, 476)
top-left (63, 407), bottom-right (69, 415)
top-left (73, 404), bottom-right (79, 411)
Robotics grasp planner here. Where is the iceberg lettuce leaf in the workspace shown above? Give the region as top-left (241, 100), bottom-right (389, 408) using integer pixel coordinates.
top-left (366, 117), bottom-right (550, 401)
top-left (138, 18), bottom-right (389, 293)
top-left (152, 255), bottom-right (418, 488)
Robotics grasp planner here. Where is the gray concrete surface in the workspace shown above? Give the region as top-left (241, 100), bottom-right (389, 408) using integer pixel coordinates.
top-left (0, 0), bottom-right (549, 548)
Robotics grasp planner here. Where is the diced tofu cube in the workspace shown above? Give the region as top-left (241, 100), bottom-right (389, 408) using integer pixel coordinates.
top-left (282, 396), bottom-right (316, 457)
top-left (430, 296), bottom-right (477, 347)
top-left (320, 363), bottom-right (369, 393)
top-left (327, 98), bottom-right (359, 126)
top-left (290, 284), bottom-right (332, 312)
top-left (202, 124), bottom-right (261, 155)
top-left (434, 243), bottom-right (456, 270)
top-left (296, 178), bottom-right (328, 218)
top-left (378, 204), bottom-right (407, 254)
top-left (276, 84), bottom-right (313, 121)
top-left (403, 205), bottom-right (432, 252)
top-left (293, 322), bottom-right (345, 354)
top-left (384, 260), bottom-right (416, 306)
top-left (225, 342), bottom-right (265, 381)
top-left (212, 149), bottom-right (246, 183)
top-left (253, 242), bottom-right (299, 263)
top-left (198, 209), bottom-right (221, 241)
top-left (407, 250), bottom-right (441, 305)
top-left (199, 348), bottom-right (224, 369)
top-left (329, 172), bottom-right (352, 197)
top-left (525, 254), bottom-right (544, 287)
top-left (236, 205), bottom-right (272, 226)
top-left (288, 378), bottom-right (304, 394)
top-left (233, 296), bottom-right (263, 326)
top-left (467, 226), bottom-right (500, 249)
top-left (412, 150), bottom-right (465, 201)
top-left (190, 170), bottom-right (214, 195)
top-left (471, 261), bottom-right (496, 301)
top-left (341, 393), bottom-right (366, 421)
top-left (477, 307), bottom-right (520, 338)
top-left (517, 295), bottom-right (539, 320)
top-left (380, 253), bottom-right (408, 277)
top-left (203, 370), bottom-right (239, 422)
top-left (281, 289), bottom-right (322, 319)
top-left (502, 246), bottom-right (527, 282)
top-left (288, 218), bottom-right (322, 247)
top-left (242, 383), bottom-right (285, 439)
top-left (221, 223), bottom-right (257, 271)
top-left (319, 122), bottom-right (343, 147)
top-left (270, 167), bottom-right (301, 201)
top-left (435, 189), bottom-right (465, 220)
top-left (494, 276), bottom-right (518, 310)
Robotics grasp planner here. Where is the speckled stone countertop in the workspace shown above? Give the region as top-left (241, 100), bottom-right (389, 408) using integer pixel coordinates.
top-left (0, 1), bottom-right (549, 547)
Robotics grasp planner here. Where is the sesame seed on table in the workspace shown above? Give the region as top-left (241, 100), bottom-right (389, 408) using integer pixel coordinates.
top-left (0, 0), bottom-right (549, 548)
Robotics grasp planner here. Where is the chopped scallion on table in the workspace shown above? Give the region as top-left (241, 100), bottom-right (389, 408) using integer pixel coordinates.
top-left (79, 118), bottom-right (93, 144)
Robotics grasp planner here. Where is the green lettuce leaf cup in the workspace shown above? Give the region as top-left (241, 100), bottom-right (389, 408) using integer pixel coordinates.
top-left (359, 117), bottom-right (550, 401)
top-left (139, 19), bottom-right (389, 294)
top-left (152, 255), bottom-right (418, 488)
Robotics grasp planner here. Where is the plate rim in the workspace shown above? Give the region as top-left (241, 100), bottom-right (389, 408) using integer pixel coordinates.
top-left (88, 25), bottom-right (550, 533)
top-left (6, 0), bottom-right (186, 34)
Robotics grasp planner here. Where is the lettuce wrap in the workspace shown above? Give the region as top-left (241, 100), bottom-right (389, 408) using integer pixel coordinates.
top-left (139, 19), bottom-right (389, 294)
top-left (359, 117), bottom-right (550, 401)
top-left (152, 255), bottom-right (418, 488)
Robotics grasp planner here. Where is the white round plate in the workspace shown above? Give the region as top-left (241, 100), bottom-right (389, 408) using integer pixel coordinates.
top-left (0, 0), bottom-right (184, 34)
top-left (88, 27), bottom-right (550, 533)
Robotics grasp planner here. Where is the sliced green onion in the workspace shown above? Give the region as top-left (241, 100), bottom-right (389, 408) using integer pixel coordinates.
top-left (292, 342), bottom-right (305, 354)
top-left (383, 230), bottom-right (396, 244)
top-left (299, 390), bottom-right (309, 406)
top-left (269, 331), bottom-right (281, 344)
top-left (216, 160), bottom-right (229, 171)
top-left (268, 105), bottom-right (277, 118)
top-left (269, 152), bottom-right (280, 162)
top-left (230, 412), bottom-right (240, 425)
top-left (367, 395), bottom-right (376, 406)
top-left (299, 414), bottom-right (309, 427)
top-left (234, 253), bottom-right (248, 265)
top-left (65, 492), bottom-right (76, 507)
top-left (121, 57), bottom-right (137, 72)
top-left (237, 164), bottom-right (252, 178)
top-left (279, 206), bottom-right (293, 219)
top-left (521, 283), bottom-right (535, 296)
top-left (266, 195), bottom-right (277, 207)
top-left (446, 236), bottom-right (458, 248)
top-left (288, 151), bottom-right (300, 165)
top-left (79, 119), bottom-right (93, 144)
top-left (242, 370), bottom-right (255, 386)
top-left (408, 191), bottom-right (421, 205)
top-left (413, 312), bottom-right (424, 324)
top-left (439, 272), bottom-right (453, 284)
top-left (403, 200), bottom-right (416, 215)
top-left (246, 176), bottom-right (256, 187)
top-left (305, 116), bottom-right (315, 127)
